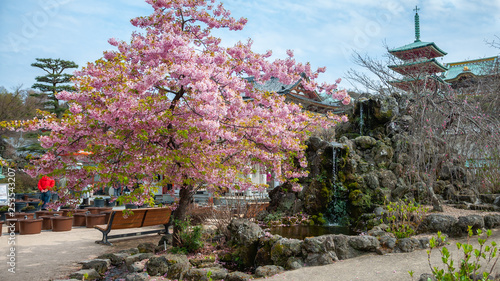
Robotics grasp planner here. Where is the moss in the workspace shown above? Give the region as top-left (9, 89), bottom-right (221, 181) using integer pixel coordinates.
top-left (310, 213), bottom-right (327, 225)
top-left (347, 182), bottom-right (359, 190)
top-left (337, 171), bottom-right (346, 183)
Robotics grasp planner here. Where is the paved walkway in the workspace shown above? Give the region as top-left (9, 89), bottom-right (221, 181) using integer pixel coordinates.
top-left (0, 222), bottom-right (499, 281)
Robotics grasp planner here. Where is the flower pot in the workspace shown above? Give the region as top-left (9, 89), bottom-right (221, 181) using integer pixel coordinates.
top-left (51, 216), bottom-right (73, 232)
top-left (125, 203), bottom-right (138, 209)
top-left (19, 219), bottom-right (43, 235)
top-left (86, 207), bottom-right (112, 215)
top-left (28, 201), bottom-right (42, 210)
top-left (14, 201), bottom-right (27, 212)
top-left (40, 216), bottom-right (54, 230)
top-left (62, 209), bottom-right (79, 217)
top-left (73, 213), bottom-right (87, 226)
top-left (44, 211), bottom-right (63, 216)
top-left (85, 214), bottom-right (106, 228)
top-left (15, 212), bottom-right (35, 220)
top-left (6, 219), bottom-right (19, 233)
top-left (93, 198), bottom-right (105, 207)
top-left (0, 211), bottom-right (8, 221)
top-left (105, 198), bottom-right (116, 207)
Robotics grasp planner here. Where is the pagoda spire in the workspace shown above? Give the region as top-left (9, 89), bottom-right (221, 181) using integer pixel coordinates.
top-left (414, 6), bottom-right (420, 42)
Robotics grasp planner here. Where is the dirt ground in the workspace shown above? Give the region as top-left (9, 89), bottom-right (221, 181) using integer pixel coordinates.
top-left (0, 216), bottom-right (499, 281)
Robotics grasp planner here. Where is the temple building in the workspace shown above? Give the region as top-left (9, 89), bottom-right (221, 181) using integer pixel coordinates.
top-left (247, 75), bottom-right (348, 114)
top-left (442, 56), bottom-right (499, 91)
top-left (388, 6), bottom-right (449, 92)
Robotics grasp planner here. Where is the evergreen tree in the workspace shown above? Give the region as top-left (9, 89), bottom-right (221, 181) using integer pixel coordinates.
top-left (31, 58), bottom-right (78, 118)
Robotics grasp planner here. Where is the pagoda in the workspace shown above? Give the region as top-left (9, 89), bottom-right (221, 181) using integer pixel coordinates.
top-left (388, 6), bottom-right (449, 92)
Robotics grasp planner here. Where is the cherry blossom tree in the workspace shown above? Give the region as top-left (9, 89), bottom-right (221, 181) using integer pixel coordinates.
top-left (6, 0), bottom-right (349, 245)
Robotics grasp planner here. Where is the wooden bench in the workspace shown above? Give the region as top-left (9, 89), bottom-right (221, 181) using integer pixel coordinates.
top-left (94, 207), bottom-right (172, 245)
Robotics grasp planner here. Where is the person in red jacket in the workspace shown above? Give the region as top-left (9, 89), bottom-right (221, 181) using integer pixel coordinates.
top-left (38, 176), bottom-right (55, 210)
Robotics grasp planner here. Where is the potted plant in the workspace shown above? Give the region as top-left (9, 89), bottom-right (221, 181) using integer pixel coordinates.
top-left (0, 205), bottom-right (9, 221)
top-left (21, 205), bottom-right (37, 214)
top-left (51, 215), bottom-right (73, 232)
top-left (93, 197), bottom-right (105, 207)
top-left (105, 197), bottom-right (116, 207)
top-left (19, 218), bottom-right (43, 235)
top-left (14, 201), bottom-right (27, 212)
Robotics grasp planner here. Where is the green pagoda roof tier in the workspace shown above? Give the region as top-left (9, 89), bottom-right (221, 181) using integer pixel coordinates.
top-left (388, 58), bottom-right (448, 75)
top-left (389, 41), bottom-right (447, 60)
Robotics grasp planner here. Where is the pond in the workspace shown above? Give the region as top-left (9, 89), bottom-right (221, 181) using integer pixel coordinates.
top-left (268, 225), bottom-right (357, 240)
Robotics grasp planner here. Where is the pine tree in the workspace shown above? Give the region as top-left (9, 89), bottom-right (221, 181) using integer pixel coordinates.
top-left (31, 58), bottom-right (78, 118)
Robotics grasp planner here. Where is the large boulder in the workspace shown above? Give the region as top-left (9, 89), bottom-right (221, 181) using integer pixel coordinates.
top-left (354, 136), bottom-right (377, 150)
top-left (80, 259), bottom-right (111, 274)
top-left (146, 253), bottom-right (189, 277)
top-left (301, 235), bottom-right (338, 266)
top-left (227, 219), bottom-right (264, 246)
top-left (225, 271), bottom-right (254, 281)
top-left (254, 265), bottom-right (285, 278)
top-left (452, 215), bottom-right (484, 237)
top-left (185, 267), bottom-right (227, 281)
top-left (270, 238), bottom-right (303, 268)
top-left (348, 236), bottom-right (380, 252)
top-left (378, 170), bottom-right (397, 190)
top-left (419, 214), bottom-right (458, 234)
top-left (484, 214), bottom-right (500, 229)
top-left (363, 172), bottom-right (380, 190)
top-left (395, 238), bottom-right (421, 253)
top-left (227, 219), bottom-right (264, 267)
top-left (69, 269), bottom-right (100, 281)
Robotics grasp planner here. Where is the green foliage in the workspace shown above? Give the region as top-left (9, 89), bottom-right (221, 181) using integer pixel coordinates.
top-left (382, 199), bottom-right (429, 238)
top-left (311, 213), bottom-right (327, 225)
top-left (31, 58), bottom-right (78, 118)
top-left (426, 227), bottom-right (499, 281)
top-left (21, 205), bottom-right (35, 211)
top-left (263, 212), bottom-right (284, 226)
top-left (172, 218), bottom-right (204, 253)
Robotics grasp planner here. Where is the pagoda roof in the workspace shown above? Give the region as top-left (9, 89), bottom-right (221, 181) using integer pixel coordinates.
top-left (389, 75), bottom-right (449, 92)
top-left (388, 58), bottom-right (448, 75)
top-left (442, 56), bottom-right (499, 82)
top-left (389, 41), bottom-right (447, 60)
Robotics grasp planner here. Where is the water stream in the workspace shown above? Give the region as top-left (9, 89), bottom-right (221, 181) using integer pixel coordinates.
top-left (359, 103), bottom-right (364, 135)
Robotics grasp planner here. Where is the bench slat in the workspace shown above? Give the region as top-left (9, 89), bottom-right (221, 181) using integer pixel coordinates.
top-left (109, 209), bottom-right (146, 230)
top-left (142, 208), bottom-right (172, 227)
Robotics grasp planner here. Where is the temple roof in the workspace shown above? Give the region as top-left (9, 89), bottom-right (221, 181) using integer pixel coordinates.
top-left (245, 76), bottom-right (347, 114)
top-left (442, 56), bottom-right (499, 82)
top-left (388, 58), bottom-right (448, 75)
top-left (389, 41), bottom-right (447, 60)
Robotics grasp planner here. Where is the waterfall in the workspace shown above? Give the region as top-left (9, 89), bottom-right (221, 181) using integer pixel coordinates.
top-left (359, 103), bottom-right (364, 135)
top-left (325, 142), bottom-right (347, 226)
top-left (332, 147), bottom-right (337, 182)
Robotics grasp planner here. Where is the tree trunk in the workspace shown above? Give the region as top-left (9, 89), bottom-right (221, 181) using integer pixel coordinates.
top-left (172, 185), bottom-right (194, 247)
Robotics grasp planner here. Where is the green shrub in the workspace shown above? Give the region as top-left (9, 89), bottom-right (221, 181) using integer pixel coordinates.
top-left (382, 199), bottom-right (428, 238)
top-left (172, 218), bottom-right (204, 253)
top-left (426, 227), bottom-right (499, 281)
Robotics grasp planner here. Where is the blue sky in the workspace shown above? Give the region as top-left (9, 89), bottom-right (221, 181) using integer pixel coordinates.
top-left (0, 0), bottom-right (498, 93)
